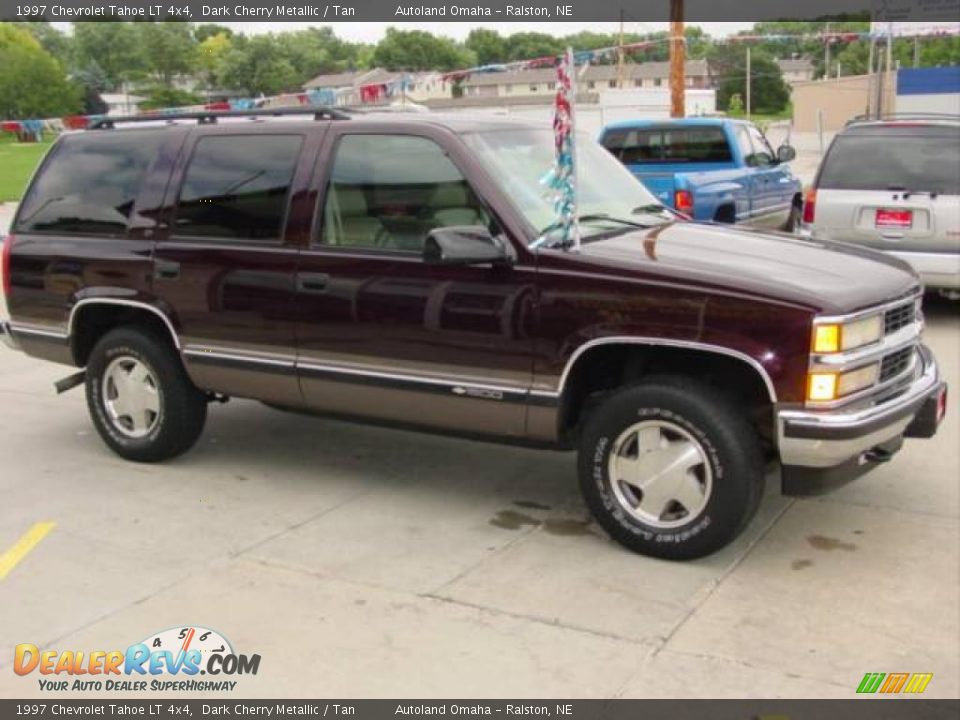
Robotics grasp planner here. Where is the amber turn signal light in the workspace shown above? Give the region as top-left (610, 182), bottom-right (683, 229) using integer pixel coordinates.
top-left (807, 372), bottom-right (839, 402)
top-left (812, 324), bottom-right (841, 353)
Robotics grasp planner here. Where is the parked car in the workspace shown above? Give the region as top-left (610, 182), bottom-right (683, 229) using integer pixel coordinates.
top-left (803, 114), bottom-right (960, 295)
top-left (0, 109), bottom-right (947, 560)
top-left (598, 117), bottom-right (803, 230)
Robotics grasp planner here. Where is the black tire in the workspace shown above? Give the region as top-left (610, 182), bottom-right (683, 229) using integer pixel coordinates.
top-left (782, 201), bottom-right (802, 233)
top-left (577, 375), bottom-right (764, 560)
top-left (85, 326), bottom-right (207, 462)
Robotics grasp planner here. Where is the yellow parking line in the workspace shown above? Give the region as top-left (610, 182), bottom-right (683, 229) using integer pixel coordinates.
top-left (0, 521), bottom-right (56, 581)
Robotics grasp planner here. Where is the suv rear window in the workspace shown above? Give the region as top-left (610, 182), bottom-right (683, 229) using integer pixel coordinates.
top-left (819, 128), bottom-right (960, 195)
top-left (15, 132), bottom-right (164, 236)
top-left (602, 127), bottom-right (732, 164)
top-left (173, 134), bottom-right (303, 242)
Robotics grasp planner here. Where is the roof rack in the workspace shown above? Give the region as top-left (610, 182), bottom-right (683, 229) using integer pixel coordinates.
top-left (89, 106), bottom-right (354, 129)
top-left (847, 112), bottom-right (960, 125)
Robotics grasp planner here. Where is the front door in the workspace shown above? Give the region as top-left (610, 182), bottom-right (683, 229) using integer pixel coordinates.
top-left (295, 129), bottom-right (536, 437)
top-left (744, 124), bottom-right (792, 228)
top-left (154, 128), bottom-right (320, 405)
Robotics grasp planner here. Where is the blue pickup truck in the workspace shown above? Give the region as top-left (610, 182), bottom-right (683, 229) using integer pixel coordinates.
top-left (599, 118), bottom-right (803, 231)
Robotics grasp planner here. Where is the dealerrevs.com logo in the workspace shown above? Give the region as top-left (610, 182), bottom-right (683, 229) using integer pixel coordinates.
top-left (14, 626), bottom-right (260, 692)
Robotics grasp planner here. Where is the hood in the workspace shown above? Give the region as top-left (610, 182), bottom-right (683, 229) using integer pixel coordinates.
top-left (576, 222), bottom-right (920, 314)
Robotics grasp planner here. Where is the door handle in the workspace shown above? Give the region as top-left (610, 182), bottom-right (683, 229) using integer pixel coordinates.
top-left (296, 272), bottom-right (330, 293)
top-left (154, 260), bottom-right (180, 280)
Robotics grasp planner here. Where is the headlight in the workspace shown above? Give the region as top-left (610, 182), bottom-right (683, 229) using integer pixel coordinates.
top-left (807, 363), bottom-right (880, 402)
top-left (812, 314), bottom-right (883, 354)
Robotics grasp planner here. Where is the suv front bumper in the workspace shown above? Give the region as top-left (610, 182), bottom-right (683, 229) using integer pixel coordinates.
top-left (777, 344), bottom-right (946, 494)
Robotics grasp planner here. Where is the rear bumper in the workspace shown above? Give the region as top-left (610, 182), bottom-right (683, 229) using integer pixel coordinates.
top-left (888, 251), bottom-right (960, 290)
top-left (777, 345), bottom-right (946, 494)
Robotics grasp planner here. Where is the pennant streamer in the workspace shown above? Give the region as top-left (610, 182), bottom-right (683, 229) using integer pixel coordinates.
top-left (541, 48), bottom-right (579, 249)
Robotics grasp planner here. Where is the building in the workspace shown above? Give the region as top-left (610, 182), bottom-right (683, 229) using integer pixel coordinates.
top-left (461, 60), bottom-right (713, 99)
top-left (791, 74), bottom-right (895, 132)
top-left (100, 93), bottom-right (146, 117)
top-left (303, 68), bottom-right (452, 105)
top-left (777, 57), bottom-right (816, 86)
top-left (896, 66), bottom-right (960, 115)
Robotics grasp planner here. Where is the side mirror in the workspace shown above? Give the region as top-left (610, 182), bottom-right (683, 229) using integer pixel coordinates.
top-left (423, 226), bottom-right (512, 266)
top-left (777, 144), bottom-right (797, 163)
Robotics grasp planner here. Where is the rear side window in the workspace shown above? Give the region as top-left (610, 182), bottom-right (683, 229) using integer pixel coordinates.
top-left (819, 130), bottom-right (960, 195)
top-left (15, 132), bottom-right (164, 236)
top-left (602, 127), bottom-right (732, 164)
top-left (173, 134), bottom-right (303, 241)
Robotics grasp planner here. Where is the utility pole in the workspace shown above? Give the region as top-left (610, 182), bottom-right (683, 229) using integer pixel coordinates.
top-left (669, 0), bottom-right (685, 118)
top-left (617, 9), bottom-right (625, 89)
top-left (913, 36), bottom-right (920, 67)
top-left (884, 22), bottom-right (894, 118)
top-left (867, 35), bottom-right (876, 117)
top-left (746, 46), bottom-right (751, 120)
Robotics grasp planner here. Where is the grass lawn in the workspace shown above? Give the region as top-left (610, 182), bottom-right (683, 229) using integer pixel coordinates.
top-left (0, 135), bottom-right (55, 202)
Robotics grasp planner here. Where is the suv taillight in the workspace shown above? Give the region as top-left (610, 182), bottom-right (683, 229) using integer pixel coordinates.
top-left (1, 233), bottom-right (12, 299)
top-left (802, 188), bottom-right (817, 224)
top-left (675, 190), bottom-right (694, 215)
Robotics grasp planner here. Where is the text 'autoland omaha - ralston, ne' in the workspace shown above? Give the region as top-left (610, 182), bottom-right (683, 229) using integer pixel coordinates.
top-left (395, 4), bottom-right (565, 16)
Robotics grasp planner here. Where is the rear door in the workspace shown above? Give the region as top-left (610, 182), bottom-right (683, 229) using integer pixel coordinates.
top-left (813, 125), bottom-right (960, 253)
top-left (153, 125), bottom-right (323, 405)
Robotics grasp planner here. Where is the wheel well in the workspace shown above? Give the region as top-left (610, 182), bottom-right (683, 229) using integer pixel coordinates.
top-left (560, 344), bottom-right (774, 452)
top-left (792, 192), bottom-right (803, 209)
top-left (714, 203), bottom-right (736, 223)
top-left (70, 304), bottom-right (178, 367)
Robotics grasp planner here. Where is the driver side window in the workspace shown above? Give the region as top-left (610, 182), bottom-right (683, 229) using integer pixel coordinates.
top-left (320, 134), bottom-right (489, 252)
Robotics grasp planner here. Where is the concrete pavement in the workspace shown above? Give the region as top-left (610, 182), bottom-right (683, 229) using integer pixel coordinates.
top-left (0, 298), bottom-right (956, 699)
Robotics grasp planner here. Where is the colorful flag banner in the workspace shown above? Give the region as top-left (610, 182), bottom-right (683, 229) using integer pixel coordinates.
top-left (540, 47), bottom-right (579, 250)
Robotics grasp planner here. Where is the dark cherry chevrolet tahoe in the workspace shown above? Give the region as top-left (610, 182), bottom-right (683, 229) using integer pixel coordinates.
top-left (0, 109), bottom-right (948, 559)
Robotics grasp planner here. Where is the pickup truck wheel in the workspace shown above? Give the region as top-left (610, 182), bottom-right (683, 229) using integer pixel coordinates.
top-left (85, 327), bottom-right (207, 462)
top-left (577, 376), bottom-right (764, 560)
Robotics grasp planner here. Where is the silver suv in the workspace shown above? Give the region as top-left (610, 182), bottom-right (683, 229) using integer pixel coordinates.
top-left (804, 115), bottom-right (960, 295)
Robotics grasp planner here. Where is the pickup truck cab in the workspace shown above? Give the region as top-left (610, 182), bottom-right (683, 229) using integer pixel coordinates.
top-left (0, 109), bottom-right (946, 560)
top-left (599, 117), bottom-right (803, 231)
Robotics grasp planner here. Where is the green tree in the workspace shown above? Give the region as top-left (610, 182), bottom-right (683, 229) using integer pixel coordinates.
top-left (194, 23), bottom-right (233, 43)
top-left (137, 21), bottom-right (198, 86)
top-left (0, 25), bottom-right (80, 119)
top-left (197, 32), bottom-right (232, 90)
top-left (217, 35), bottom-right (299, 95)
top-left (139, 85), bottom-right (203, 110)
top-left (502, 32), bottom-right (564, 62)
top-left (713, 46), bottom-right (791, 114)
top-left (372, 29), bottom-right (473, 71)
top-left (72, 22), bottom-right (145, 90)
top-left (466, 28), bottom-right (507, 66)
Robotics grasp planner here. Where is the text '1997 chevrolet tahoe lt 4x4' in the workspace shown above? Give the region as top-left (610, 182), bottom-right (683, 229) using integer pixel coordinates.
top-left (0, 108), bottom-right (948, 559)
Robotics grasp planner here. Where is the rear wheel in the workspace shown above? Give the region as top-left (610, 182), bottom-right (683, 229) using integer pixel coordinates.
top-left (85, 327), bottom-right (207, 462)
top-left (577, 376), bottom-right (764, 560)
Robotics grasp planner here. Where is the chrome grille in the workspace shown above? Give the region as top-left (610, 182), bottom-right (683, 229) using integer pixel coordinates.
top-left (879, 346), bottom-right (914, 383)
top-left (884, 302), bottom-right (916, 335)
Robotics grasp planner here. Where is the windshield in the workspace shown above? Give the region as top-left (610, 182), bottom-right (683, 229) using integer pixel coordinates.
top-left (462, 127), bottom-right (674, 245)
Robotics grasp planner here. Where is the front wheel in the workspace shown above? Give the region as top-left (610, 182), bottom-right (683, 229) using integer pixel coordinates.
top-left (85, 327), bottom-right (207, 462)
top-left (577, 376), bottom-right (764, 560)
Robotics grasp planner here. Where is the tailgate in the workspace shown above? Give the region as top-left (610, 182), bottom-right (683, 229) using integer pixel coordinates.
top-left (629, 169), bottom-right (677, 208)
top-left (814, 189), bottom-right (960, 254)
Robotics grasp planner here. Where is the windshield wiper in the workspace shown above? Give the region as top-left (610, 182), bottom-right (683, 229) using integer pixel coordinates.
top-left (533, 213), bottom-right (655, 249)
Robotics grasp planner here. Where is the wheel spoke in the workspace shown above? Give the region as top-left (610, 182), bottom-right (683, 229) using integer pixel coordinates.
top-left (609, 421), bottom-right (712, 527)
